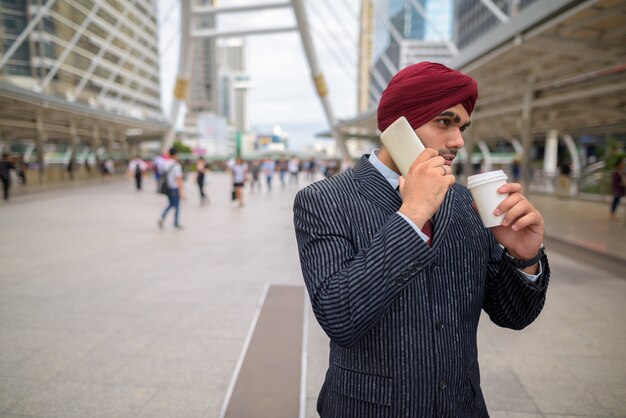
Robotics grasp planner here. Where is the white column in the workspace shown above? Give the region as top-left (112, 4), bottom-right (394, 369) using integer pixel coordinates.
top-left (543, 129), bottom-right (559, 177)
top-left (163, 0), bottom-right (196, 149)
top-left (561, 133), bottom-right (581, 177)
top-left (477, 141), bottom-right (493, 172)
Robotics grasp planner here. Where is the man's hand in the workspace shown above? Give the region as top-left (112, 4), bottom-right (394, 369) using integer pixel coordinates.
top-left (490, 183), bottom-right (544, 264)
top-left (398, 148), bottom-right (455, 228)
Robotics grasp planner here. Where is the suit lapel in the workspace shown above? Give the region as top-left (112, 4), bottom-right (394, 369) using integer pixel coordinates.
top-left (353, 155), bottom-right (402, 215)
top-left (352, 154), bottom-right (458, 249)
top-left (432, 186), bottom-right (457, 249)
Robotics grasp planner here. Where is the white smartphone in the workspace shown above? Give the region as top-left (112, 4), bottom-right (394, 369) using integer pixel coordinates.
top-left (379, 116), bottom-right (425, 177)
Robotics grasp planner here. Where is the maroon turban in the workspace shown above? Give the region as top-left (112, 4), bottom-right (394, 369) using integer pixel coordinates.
top-left (377, 62), bottom-right (478, 132)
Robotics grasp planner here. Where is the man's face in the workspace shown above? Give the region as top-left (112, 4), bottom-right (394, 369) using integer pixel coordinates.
top-left (414, 103), bottom-right (471, 167)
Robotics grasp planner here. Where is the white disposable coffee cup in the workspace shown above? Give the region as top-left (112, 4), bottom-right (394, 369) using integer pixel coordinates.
top-left (466, 170), bottom-right (509, 228)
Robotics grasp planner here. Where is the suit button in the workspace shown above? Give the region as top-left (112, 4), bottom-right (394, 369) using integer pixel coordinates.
top-left (436, 320), bottom-right (444, 330)
top-left (438, 380), bottom-right (447, 390)
top-left (431, 263), bottom-right (439, 271)
top-left (395, 278), bottom-right (404, 286)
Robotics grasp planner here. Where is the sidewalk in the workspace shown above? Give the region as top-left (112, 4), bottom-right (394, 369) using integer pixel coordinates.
top-left (0, 173), bottom-right (624, 418)
top-left (529, 193), bottom-right (626, 263)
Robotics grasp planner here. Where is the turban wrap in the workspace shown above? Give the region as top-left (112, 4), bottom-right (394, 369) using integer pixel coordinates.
top-left (377, 62), bottom-right (478, 132)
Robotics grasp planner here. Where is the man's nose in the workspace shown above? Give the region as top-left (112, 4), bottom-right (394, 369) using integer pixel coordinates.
top-left (448, 129), bottom-right (465, 148)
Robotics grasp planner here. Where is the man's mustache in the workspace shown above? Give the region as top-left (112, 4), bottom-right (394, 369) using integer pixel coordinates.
top-left (438, 149), bottom-right (458, 158)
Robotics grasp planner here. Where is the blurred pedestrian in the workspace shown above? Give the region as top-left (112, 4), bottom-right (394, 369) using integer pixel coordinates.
top-left (128, 156), bottom-right (145, 190)
top-left (610, 157), bottom-right (625, 221)
top-left (66, 159), bottom-right (75, 180)
top-left (249, 159), bottom-right (262, 193)
top-left (158, 147), bottom-right (185, 229)
top-left (103, 158), bottom-right (114, 178)
top-left (262, 158), bottom-right (275, 192)
top-left (0, 153), bottom-right (15, 201)
top-left (557, 159), bottom-right (571, 198)
top-left (288, 156), bottom-right (300, 185)
top-left (16, 157), bottom-right (27, 185)
top-left (196, 156), bottom-right (209, 204)
top-left (230, 156), bottom-right (248, 207)
top-left (278, 157), bottom-right (288, 188)
top-left (511, 158), bottom-right (521, 183)
top-left (307, 157), bottom-right (317, 181)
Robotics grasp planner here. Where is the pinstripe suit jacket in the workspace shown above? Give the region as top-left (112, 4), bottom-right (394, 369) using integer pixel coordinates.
top-left (293, 155), bottom-right (550, 418)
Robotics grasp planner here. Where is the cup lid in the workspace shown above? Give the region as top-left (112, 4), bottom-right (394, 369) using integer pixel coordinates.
top-left (467, 170), bottom-right (508, 188)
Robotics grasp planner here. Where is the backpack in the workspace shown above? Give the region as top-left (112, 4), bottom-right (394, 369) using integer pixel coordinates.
top-left (158, 165), bottom-right (173, 195)
top-left (134, 161), bottom-right (142, 176)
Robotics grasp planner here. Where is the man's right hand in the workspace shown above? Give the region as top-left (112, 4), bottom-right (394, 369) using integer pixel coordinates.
top-left (398, 148), bottom-right (455, 228)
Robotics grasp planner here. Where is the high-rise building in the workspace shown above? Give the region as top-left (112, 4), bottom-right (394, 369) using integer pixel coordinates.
top-left (185, 34), bottom-right (250, 157)
top-left (187, 0), bottom-right (218, 118)
top-left (0, 0), bottom-right (163, 121)
top-left (453, 0), bottom-right (539, 48)
top-left (216, 37), bottom-right (250, 134)
top-left (367, 0), bottom-right (454, 109)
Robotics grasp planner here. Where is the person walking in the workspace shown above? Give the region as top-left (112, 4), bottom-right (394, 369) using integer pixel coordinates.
top-left (229, 156), bottom-right (248, 207)
top-left (557, 159), bottom-right (572, 198)
top-left (196, 156), bottom-right (209, 204)
top-left (288, 156), bottom-right (300, 185)
top-left (158, 147), bottom-right (184, 229)
top-left (0, 153), bottom-right (15, 202)
top-left (277, 157), bottom-right (288, 188)
top-left (249, 159), bottom-right (262, 194)
top-left (610, 157), bottom-right (625, 221)
top-left (262, 158), bottom-right (276, 192)
top-left (293, 62), bottom-right (550, 418)
top-left (128, 156), bottom-right (146, 190)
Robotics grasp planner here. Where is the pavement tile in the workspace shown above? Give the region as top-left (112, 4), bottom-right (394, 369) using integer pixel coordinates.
top-left (489, 412), bottom-right (542, 418)
top-left (0, 377), bottom-right (43, 415)
top-left (508, 354), bottom-right (610, 416)
top-left (50, 330), bottom-right (159, 384)
top-left (109, 356), bottom-right (233, 391)
top-left (135, 388), bottom-right (222, 418)
top-left (8, 382), bottom-right (157, 418)
top-left (3, 331), bottom-right (114, 381)
top-left (480, 353), bottom-right (539, 413)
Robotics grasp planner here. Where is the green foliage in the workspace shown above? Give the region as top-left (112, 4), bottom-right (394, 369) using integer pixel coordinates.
top-left (605, 153), bottom-right (626, 171)
top-left (172, 141), bottom-right (192, 154)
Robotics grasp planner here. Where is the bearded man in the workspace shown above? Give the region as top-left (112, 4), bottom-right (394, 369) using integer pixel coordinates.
top-left (293, 62), bottom-right (549, 417)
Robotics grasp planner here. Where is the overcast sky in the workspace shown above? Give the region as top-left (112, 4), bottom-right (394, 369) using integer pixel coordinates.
top-left (157, 0), bottom-right (360, 151)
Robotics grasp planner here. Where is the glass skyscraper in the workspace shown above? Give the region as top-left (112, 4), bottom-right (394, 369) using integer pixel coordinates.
top-left (369, 0), bottom-right (454, 109)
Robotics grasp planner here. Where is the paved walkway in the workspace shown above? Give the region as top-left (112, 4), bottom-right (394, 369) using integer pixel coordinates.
top-left (1, 173), bottom-right (624, 417)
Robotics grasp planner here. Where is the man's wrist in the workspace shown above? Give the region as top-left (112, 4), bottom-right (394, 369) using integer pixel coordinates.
top-left (398, 205), bottom-right (429, 229)
top-left (504, 244), bottom-right (545, 269)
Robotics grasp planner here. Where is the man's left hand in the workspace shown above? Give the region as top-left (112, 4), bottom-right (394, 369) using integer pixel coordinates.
top-left (489, 183), bottom-right (544, 260)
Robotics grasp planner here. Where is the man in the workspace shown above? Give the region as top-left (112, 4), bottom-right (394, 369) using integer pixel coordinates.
top-left (262, 158), bottom-right (276, 192)
top-left (128, 156), bottom-right (146, 190)
top-left (293, 62), bottom-right (549, 417)
top-left (0, 153), bottom-right (15, 202)
top-left (158, 147), bottom-right (184, 229)
top-left (229, 156), bottom-right (248, 207)
top-left (196, 156), bottom-right (209, 203)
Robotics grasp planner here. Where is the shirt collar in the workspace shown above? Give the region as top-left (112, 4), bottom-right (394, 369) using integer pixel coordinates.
top-left (368, 149), bottom-right (399, 190)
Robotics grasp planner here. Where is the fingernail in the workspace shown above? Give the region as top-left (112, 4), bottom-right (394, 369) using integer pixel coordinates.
top-left (494, 208), bottom-right (501, 216)
top-left (512, 225), bottom-right (518, 231)
top-left (498, 186), bottom-right (506, 192)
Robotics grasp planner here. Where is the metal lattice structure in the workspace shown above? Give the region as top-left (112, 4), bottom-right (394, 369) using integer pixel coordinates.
top-left (0, 0), bottom-right (169, 174)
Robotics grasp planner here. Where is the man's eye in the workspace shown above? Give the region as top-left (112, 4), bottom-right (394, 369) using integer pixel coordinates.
top-left (437, 119), bottom-right (451, 126)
